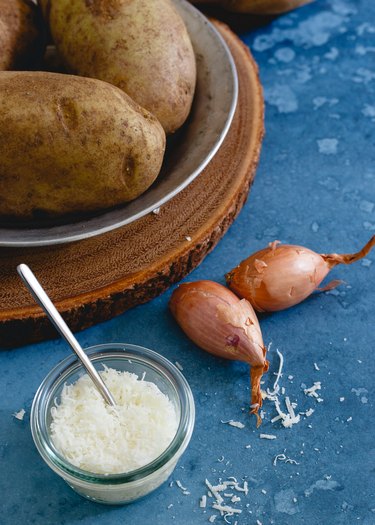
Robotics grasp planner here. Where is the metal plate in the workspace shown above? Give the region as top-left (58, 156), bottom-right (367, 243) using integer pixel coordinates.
top-left (0, 0), bottom-right (238, 247)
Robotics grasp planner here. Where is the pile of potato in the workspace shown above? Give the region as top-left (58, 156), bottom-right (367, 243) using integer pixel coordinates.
top-left (0, 0), bottom-right (196, 223)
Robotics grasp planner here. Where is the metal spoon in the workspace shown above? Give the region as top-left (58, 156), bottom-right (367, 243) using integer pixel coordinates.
top-left (17, 264), bottom-right (116, 407)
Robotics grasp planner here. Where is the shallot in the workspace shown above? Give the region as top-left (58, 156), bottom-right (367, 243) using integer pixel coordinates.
top-left (169, 280), bottom-right (269, 425)
top-left (225, 235), bottom-right (375, 312)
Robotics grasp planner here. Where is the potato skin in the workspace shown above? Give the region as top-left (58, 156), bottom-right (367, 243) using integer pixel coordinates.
top-left (0, 0), bottom-right (46, 70)
top-left (0, 71), bottom-right (166, 222)
top-left (39, 0), bottom-right (196, 134)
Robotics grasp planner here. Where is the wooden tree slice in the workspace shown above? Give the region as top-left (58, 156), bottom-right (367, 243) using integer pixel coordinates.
top-left (0, 21), bottom-right (264, 347)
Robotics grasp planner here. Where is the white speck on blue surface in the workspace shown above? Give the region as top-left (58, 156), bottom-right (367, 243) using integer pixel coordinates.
top-left (324, 47), bottom-right (339, 60)
top-left (362, 104), bottom-right (375, 119)
top-left (274, 47), bottom-right (296, 63)
top-left (359, 200), bottom-right (374, 213)
top-left (356, 22), bottom-right (375, 36)
top-left (264, 84), bottom-right (298, 113)
top-left (331, 0), bottom-right (357, 16)
top-left (304, 479), bottom-right (342, 497)
top-left (352, 68), bottom-right (375, 83)
top-left (363, 221), bottom-right (375, 231)
top-left (274, 489), bottom-right (299, 515)
top-left (313, 97), bottom-right (339, 110)
top-left (355, 44), bottom-right (375, 55)
top-left (252, 12), bottom-right (350, 52)
top-left (317, 138), bottom-right (339, 155)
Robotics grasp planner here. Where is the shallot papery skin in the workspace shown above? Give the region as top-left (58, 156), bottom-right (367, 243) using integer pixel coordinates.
top-left (226, 235), bottom-right (375, 312)
top-left (169, 280), bottom-right (269, 424)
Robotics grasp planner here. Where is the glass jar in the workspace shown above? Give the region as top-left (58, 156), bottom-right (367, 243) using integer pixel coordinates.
top-left (30, 343), bottom-right (195, 505)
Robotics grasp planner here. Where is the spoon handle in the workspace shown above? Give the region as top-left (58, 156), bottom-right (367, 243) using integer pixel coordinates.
top-left (17, 264), bottom-right (116, 407)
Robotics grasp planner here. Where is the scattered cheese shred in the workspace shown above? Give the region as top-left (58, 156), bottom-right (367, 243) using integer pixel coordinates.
top-left (175, 361), bottom-right (184, 371)
top-left (212, 503), bottom-right (242, 515)
top-left (273, 453), bottom-right (300, 466)
top-left (13, 408), bottom-right (26, 421)
top-left (221, 420), bottom-right (245, 429)
top-left (201, 477), bottom-right (249, 522)
top-left (259, 433), bottom-right (277, 440)
top-left (304, 382), bottom-right (321, 397)
top-left (205, 479), bottom-right (224, 505)
top-left (267, 349), bottom-right (284, 396)
top-left (50, 367), bottom-right (178, 474)
top-left (152, 207), bottom-right (160, 215)
top-left (262, 349), bottom-right (324, 429)
top-left (176, 480), bottom-right (188, 492)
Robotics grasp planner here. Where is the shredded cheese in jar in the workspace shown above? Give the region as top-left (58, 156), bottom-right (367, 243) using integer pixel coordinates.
top-left (50, 366), bottom-right (178, 474)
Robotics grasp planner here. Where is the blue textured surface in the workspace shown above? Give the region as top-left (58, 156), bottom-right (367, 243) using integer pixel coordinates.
top-left (1, 1), bottom-right (374, 524)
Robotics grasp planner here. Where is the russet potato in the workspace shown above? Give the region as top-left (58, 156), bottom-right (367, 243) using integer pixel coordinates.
top-left (0, 0), bottom-right (46, 70)
top-left (0, 71), bottom-right (166, 222)
top-left (39, 0), bottom-right (196, 134)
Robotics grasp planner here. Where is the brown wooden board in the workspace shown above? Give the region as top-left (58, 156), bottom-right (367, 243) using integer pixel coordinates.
top-left (0, 21), bottom-right (264, 347)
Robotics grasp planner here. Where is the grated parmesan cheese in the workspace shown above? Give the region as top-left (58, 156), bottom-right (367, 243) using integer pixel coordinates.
top-left (13, 408), bottom-right (26, 421)
top-left (304, 382), bottom-right (321, 397)
top-left (221, 420), bottom-right (245, 429)
top-left (212, 503), bottom-right (242, 515)
top-left (260, 433), bottom-right (277, 440)
top-left (176, 480), bottom-right (187, 491)
top-left (262, 349), bottom-right (326, 429)
top-left (201, 477), bottom-right (249, 522)
top-left (50, 367), bottom-right (178, 474)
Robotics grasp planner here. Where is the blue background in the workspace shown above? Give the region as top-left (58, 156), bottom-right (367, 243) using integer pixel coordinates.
top-left (1, 0), bottom-right (374, 523)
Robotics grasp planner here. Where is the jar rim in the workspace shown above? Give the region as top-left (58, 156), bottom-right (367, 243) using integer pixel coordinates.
top-left (31, 343), bottom-right (195, 485)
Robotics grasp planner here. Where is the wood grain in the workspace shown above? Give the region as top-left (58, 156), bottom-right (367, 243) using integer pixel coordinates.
top-left (0, 21), bottom-right (264, 347)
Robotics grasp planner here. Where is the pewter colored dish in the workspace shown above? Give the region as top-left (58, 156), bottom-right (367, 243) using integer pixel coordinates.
top-left (0, 0), bottom-right (238, 247)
